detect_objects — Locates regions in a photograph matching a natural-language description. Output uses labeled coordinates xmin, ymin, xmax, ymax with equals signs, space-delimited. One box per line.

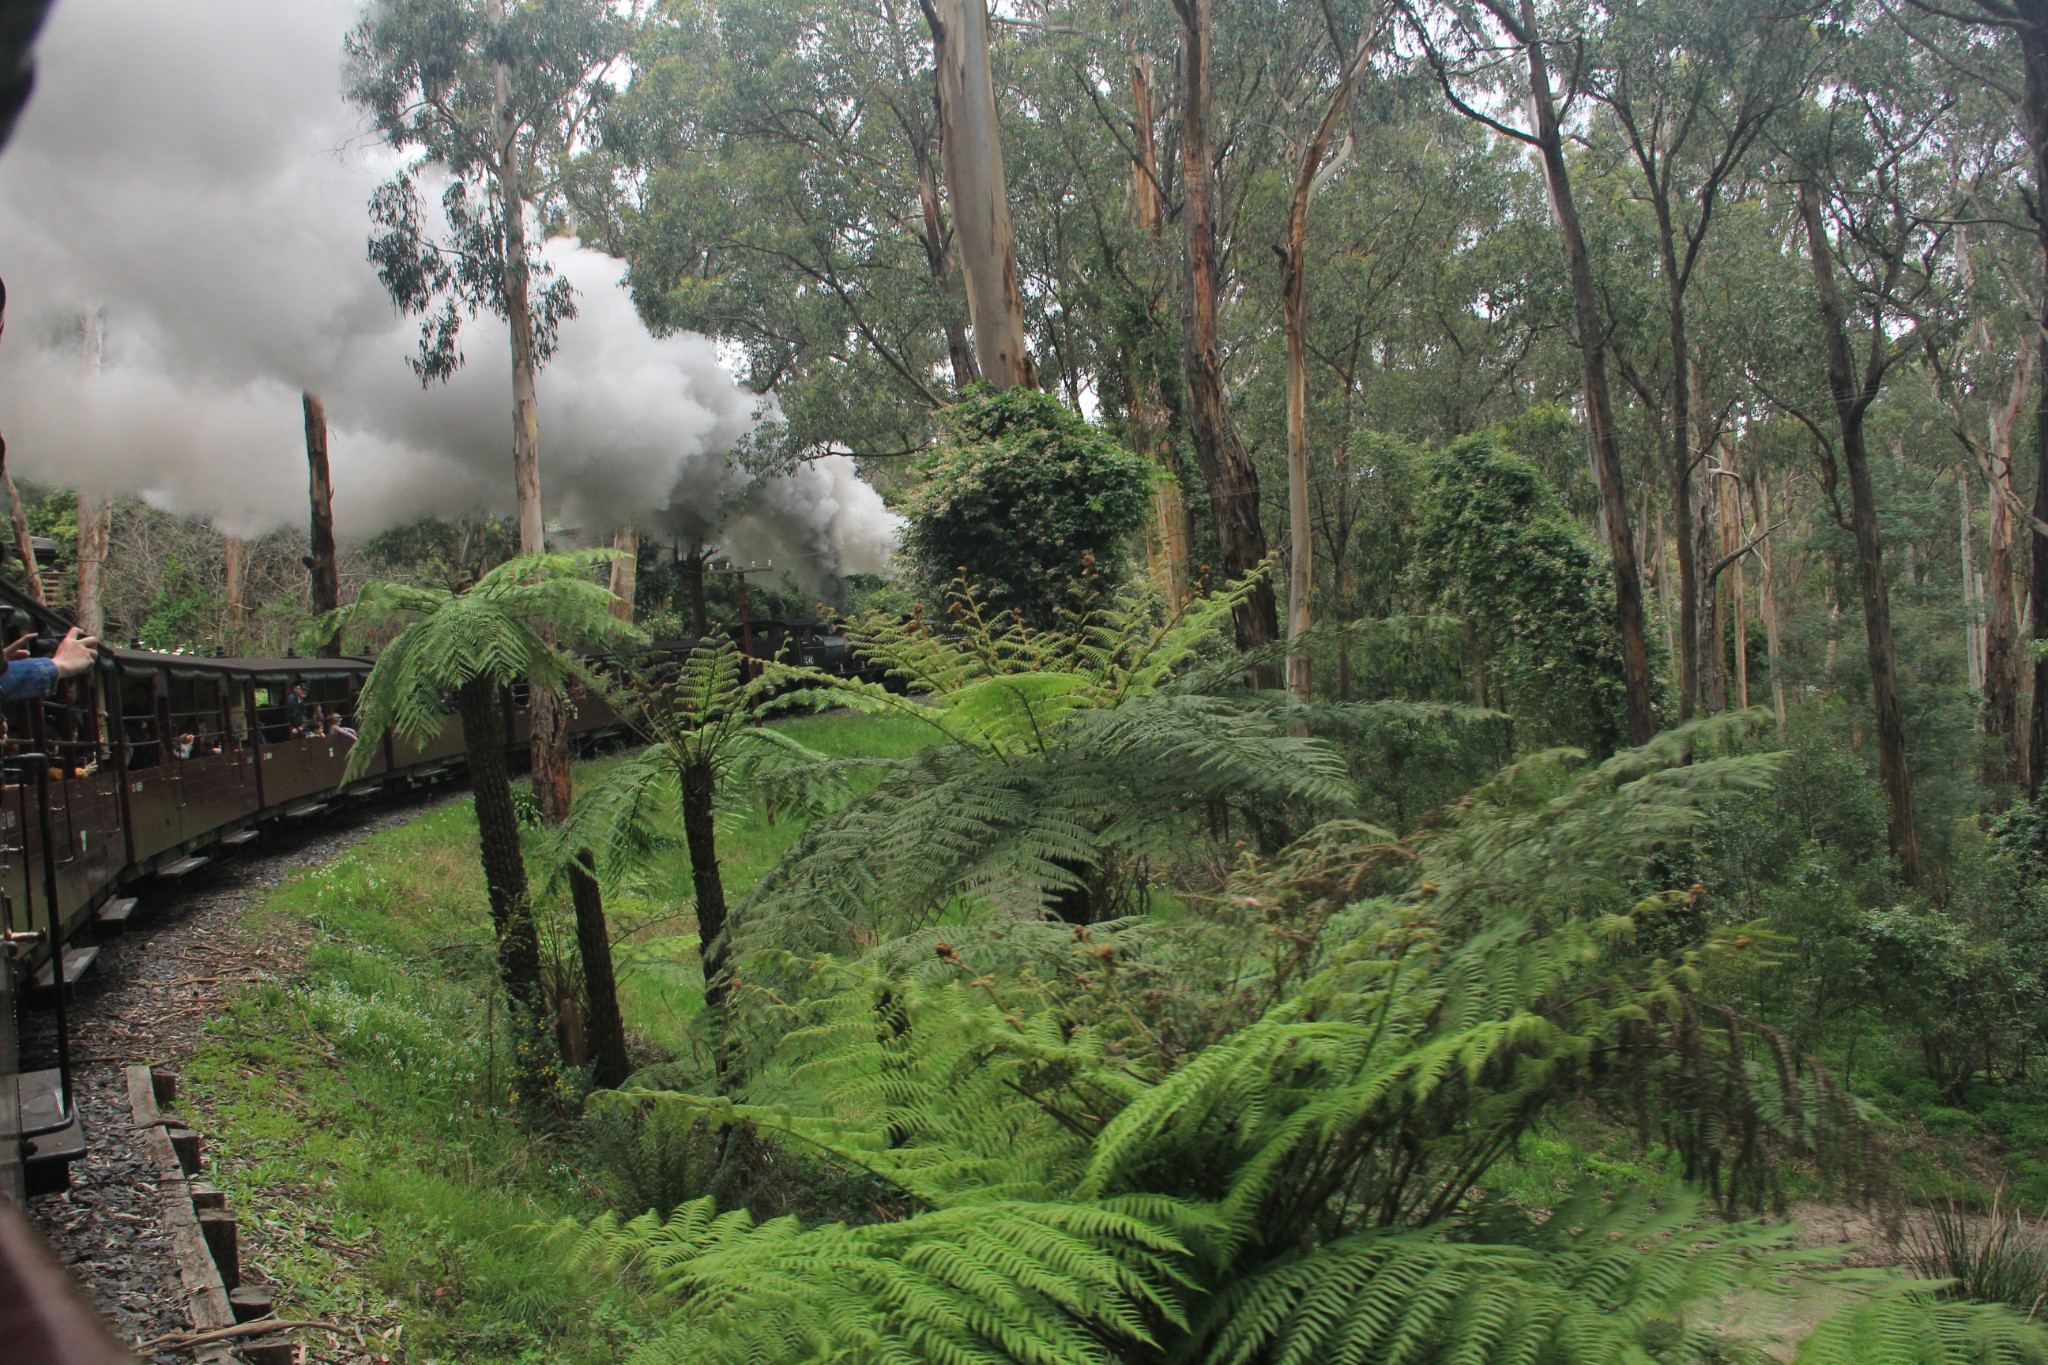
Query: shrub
xmin=899 ymin=386 xmax=1153 ymax=626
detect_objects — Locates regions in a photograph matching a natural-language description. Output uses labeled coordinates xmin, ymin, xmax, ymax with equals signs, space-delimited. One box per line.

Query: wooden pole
xmin=302 ymin=392 xmax=341 ymax=657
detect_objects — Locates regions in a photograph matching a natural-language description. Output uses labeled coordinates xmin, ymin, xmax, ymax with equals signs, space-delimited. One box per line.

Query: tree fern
xmin=564 ymin=718 xmax=2048 ymax=1364
xmin=733 ymin=576 xmax=1352 ymax=973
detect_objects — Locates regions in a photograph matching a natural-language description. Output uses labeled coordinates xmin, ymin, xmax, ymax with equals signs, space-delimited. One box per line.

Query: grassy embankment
xmin=180 ymin=710 xmax=931 ymax=1365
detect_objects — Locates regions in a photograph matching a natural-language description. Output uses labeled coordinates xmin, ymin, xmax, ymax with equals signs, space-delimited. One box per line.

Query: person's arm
xmin=0 ymin=656 xmax=56 ymax=704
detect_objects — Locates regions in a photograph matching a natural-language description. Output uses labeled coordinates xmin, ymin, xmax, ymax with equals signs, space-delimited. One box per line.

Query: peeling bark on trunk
xmin=924 ymin=0 xmax=1034 ymax=388
xmin=74 ymin=306 xmax=107 ymax=638
xmin=1123 ymin=21 xmax=1188 ymax=611
xmin=888 ymin=0 xmax=979 ymax=392
xmin=304 ymin=393 xmax=341 ymax=657
xmin=73 ymin=495 xmax=109 ymax=640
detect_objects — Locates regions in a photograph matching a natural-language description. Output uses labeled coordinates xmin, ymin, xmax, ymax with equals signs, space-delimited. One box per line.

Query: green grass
xmin=181 ymin=709 xmax=936 ymax=1363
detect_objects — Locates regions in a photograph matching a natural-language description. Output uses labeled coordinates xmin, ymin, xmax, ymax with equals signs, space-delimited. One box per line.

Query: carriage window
xmin=30 ymin=670 xmax=108 ymax=776
xmin=114 ymin=677 xmax=160 ymax=770
xmin=165 ymin=676 xmax=226 ymax=760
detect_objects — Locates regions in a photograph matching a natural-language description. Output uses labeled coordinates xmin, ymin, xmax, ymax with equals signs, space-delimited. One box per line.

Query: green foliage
xmin=564 ymin=718 xmax=2048 ymax=1364
xmin=334 ymin=550 xmax=644 ymax=779
xmin=899 ymin=387 xmax=1154 ymax=626
xmin=362 ymin=514 xmax=518 ymax=592
xmin=546 ymin=640 xmax=834 ymax=891
xmin=734 ymin=574 xmax=1351 ymax=963
xmin=1415 ymin=431 xmax=1634 ymax=754
xmin=347 ymin=0 xmax=625 ymax=383
xmin=132 ymin=555 xmax=214 ymax=652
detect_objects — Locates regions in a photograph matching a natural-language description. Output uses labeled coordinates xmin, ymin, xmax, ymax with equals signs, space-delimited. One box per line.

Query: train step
xmin=29 ymin=945 xmax=98 ymax=994
xmin=156 ymin=854 xmax=211 ymax=878
xmin=95 ymin=896 xmax=140 ymax=929
xmin=19 ymin=1068 xmax=86 ymax=1195
xmin=283 ymin=801 xmax=327 ymax=820
xmin=218 ymin=828 xmax=259 ymax=849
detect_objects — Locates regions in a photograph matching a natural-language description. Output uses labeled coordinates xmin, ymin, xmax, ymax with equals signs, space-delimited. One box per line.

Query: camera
xmin=0 ymin=605 xmax=62 ymax=655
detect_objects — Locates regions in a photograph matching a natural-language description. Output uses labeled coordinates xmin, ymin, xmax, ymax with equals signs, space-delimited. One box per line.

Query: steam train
xmin=0 ymin=577 xmax=865 ymax=1207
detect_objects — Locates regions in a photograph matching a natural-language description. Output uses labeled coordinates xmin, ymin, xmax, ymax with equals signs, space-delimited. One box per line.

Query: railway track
xmin=19 ymin=793 xmax=449 ymax=1363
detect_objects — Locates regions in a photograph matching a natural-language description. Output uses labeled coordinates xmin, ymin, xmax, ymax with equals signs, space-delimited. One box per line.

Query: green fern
xmin=333 ymin=549 xmax=644 ymax=782
xmin=733 ymin=575 xmax=1353 ymax=965
xmin=561 ymin=716 xmax=2048 ymax=1365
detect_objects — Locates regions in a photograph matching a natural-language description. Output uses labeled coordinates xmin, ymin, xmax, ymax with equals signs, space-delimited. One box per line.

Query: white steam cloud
xmin=0 ymin=0 xmax=899 ymax=588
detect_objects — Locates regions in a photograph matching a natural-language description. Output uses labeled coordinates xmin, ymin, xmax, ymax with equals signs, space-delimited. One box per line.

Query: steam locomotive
xmin=0 ymin=578 xmax=866 ymax=1206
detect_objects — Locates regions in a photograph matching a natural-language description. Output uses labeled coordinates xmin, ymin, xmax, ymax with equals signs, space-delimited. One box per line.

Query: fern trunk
xmin=572 ymin=860 xmax=632 ymax=1088
xmin=457 ymin=678 xmax=555 ymax=1109
xmin=680 ymin=758 xmax=733 ymax=1084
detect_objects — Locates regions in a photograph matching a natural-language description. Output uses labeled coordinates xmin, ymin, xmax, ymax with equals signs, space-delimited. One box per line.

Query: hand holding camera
xmin=5 ymin=625 xmax=96 ymax=678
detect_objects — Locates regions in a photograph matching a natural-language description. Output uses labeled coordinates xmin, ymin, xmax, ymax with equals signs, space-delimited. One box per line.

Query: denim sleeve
xmin=0 ymin=657 xmax=58 ymax=706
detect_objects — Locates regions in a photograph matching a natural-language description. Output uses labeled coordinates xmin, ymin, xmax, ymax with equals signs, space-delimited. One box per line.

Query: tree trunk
xmin=1963 ymin=470 xmax=1984 ymax=698
xmin=1988 ymin=447 xmax=2022 ymax=785
xmin=1277 ymin=27 xmax=1370 ymax=709
xmin=1694 ymin=458 xmax=1726 ymax=714
xmin=1725 ymin=460 xmax=1749 ymax=711
xmin=74 ymin=304 xmax=107 ymax=637
xmin=456 ymin=677 xmax=553 ymax=1106
xmin=911 ymin=85 xmax=979 ymax=390
xmin=1515 ymin=0 xmax=1656 ymax=743
xmin=1799 ymin=179 xmax=1920 ymax=886
xmin=570 ymin=858 xmax=630 ymax=1088
xmin=303 ymin=393 xmax=342 ymax=657
xmin=6 ymin=471 xmax=41 ymax=605
xmin=1756 ymin=470 xmax=1788 ymax=738
xmin=2022 ymin=10 xmax=2048 ymax=796
xmin=74 ymin=494 xmax=109 ymax=639
xmin=678 ymin=546 xmax=711 ymax=636
xmin=223 ymin=535 xmax=245 ymax=638
xmin=1667 ymin=287 xmax=1700 ymax=721
xmin=679 ymin=759 xmax=734 ymax=1085
xmin=608 ymin=527 xmax=638 ymax=622
xmin=925 ymin=0 xmax=1034 ymax=388
xmin=1122 ymin=22 xmax=1188 ymax=611
xmin=1176 ymin=0 xmax=1280 ymax=680
xmin=488 ymin=64 xmax=619 ymax=1083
